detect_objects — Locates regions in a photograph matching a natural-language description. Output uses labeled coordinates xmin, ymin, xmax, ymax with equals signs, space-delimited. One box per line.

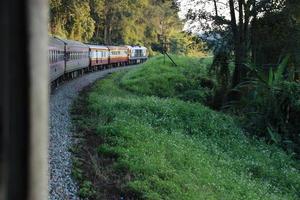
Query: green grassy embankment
xmin=72 ymin=55 xmax=300 ymax=199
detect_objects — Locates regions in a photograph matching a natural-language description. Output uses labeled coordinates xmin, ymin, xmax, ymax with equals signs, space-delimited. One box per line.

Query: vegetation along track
xmin=48 ymin=65 xmax=140 ymax=200
xmin=71 ymin=55 xmax=300 ymax=200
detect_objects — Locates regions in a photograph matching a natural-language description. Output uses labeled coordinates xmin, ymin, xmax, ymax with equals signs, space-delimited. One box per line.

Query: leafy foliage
xmin=229 ymin=56 xmax=300 ymax=155
xmin=49 ymin=0 xmax=205 ymax=55
xmin=49 ymin=0 xmax=95 ymax=41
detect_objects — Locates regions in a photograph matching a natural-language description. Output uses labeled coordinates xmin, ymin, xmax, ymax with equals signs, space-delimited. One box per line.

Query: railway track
xmin=48 ymin=65 xmax=140 ymax=200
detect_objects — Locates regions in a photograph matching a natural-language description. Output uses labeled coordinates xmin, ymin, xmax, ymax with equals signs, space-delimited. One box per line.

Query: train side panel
xmin=49 ymin=37 xmax=65 ymax=82
xmin=108 ymin=46 xmax=129 ymax=64
xmin=60 ymin=39 xmax=90 ymax=73
xmin=88 ymin=45 xmax=109 ymax=67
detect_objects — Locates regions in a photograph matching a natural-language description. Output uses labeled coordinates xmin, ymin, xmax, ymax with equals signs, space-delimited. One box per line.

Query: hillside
xmin=71 ymin=56 xmax=300 ymax=199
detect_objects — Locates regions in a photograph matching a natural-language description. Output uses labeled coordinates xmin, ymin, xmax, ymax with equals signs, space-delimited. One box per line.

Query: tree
xmin=185 ymin=0 xmax=287 ymax=93
xmin=49 ymin=0 xmax=202 ymax=55
xmin=49 ymin=0 xmax=95 ymax=42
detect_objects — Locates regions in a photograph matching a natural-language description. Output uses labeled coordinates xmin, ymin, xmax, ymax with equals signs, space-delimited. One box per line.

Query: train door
xmin=96 ymin=50 xmax=99 ymax=65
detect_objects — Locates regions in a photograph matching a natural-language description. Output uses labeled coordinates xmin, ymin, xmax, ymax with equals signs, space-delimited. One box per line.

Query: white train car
xmin=127 ymin=46 xmax=148 ymax=64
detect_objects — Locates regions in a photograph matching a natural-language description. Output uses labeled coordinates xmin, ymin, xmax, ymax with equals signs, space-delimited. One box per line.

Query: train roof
xmin=87 ymin=44 xmax=109 ymax=49
xmin=126 ymin=45 xmax=147 ymax=50
xmin=55 ymin=37 xmax=89 ymax=48
xmin=107 ymin=46 xmax=128 ymax=50
xmin=49 ymin=36 xmax=65 ymax=46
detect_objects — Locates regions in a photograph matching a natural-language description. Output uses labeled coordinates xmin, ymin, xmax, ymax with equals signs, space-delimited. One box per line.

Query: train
xmin=49 ymin=36 xmax=148 ymax=85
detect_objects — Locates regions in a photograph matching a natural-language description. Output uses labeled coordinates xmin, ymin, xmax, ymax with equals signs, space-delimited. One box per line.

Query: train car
xmin=48 ymin=37 xmax=65 ymax=82
xmin=88 ymin=45 xmax=109 ymax=70
xmin=59 ymin=38 xmax=89 ymax=75
xmin=108 ymin=46 xmax=129 ymax=66
xmin=127 ymin=46 xmax=148 ymax=64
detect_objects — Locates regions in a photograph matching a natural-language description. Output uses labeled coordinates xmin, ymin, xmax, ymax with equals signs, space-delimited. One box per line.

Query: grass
xmin=72 ymin=55 xmax=300 ymax=199
xmin=120 ymin=55 xmax=215 ymax=105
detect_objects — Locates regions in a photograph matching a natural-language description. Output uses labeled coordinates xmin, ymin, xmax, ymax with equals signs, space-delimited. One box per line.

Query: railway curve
xmin=49 ymin=65 xmax=140 ymax=200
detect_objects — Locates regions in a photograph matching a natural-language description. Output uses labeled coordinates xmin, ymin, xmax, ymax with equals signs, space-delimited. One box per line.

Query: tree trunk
xmin=231 ymin=0 xmax=248 ymax=88
xmin=228 ymin=0 xmax=251 ymax=102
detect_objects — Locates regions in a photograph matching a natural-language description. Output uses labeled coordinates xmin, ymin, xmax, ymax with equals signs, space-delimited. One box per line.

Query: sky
xmin=177 ymin=0 xmax=231 ymax=33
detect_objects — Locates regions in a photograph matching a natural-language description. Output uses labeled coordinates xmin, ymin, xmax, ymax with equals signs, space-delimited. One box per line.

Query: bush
xmin=119 ymin=55 xmax=215 ymax=105
xmin=231 ymin=57 xmax=300 ymax=155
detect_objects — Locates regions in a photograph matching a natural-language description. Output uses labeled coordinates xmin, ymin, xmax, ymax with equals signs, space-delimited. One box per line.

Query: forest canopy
xmin=49 ymin=0 xmax=204 ymax=56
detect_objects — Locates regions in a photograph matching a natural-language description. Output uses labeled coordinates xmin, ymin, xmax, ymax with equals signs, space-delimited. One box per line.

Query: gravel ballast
xmin=49 ymin=65 xmax=139 ymax=200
